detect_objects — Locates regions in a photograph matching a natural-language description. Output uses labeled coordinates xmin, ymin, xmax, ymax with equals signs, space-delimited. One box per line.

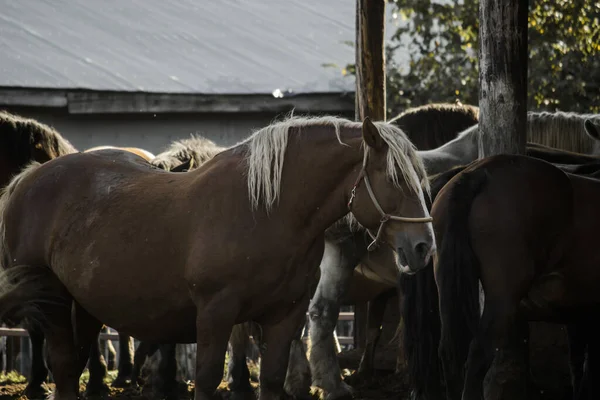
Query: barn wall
xmin=3 ymin=106 xmax=353 ymax=154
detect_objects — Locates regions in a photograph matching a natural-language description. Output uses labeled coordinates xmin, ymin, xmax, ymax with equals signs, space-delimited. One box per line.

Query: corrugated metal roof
xmin=0 ymin=0 xmax=368 ymax=94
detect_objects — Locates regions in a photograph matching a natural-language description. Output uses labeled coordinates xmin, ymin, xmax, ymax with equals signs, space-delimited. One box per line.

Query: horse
xmin=388 ymin=102 xmax=479 ymax=150
xmin=309 ymin=111 xmax=600 ymax=400
xmin=134 ymin=102 xmax=479 ymax=399
xmin=0 ymin=115 xmax=434 ymax=400
xmin=432 ymin=154 xmax=600 ymax=400
xmin=0 ymin=110 xmax=77 ymax=398
xmin=126 ymin=136 xmax=226 ymax=397
xmin=400 ymin=117 xmax=600 ymax=400
xmin=0 ymin=111 xmax=156 ymax=396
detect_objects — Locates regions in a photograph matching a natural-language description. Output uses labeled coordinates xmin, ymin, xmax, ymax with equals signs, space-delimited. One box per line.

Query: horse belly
xmin=55 ymin=258 xmax=197 ymax=343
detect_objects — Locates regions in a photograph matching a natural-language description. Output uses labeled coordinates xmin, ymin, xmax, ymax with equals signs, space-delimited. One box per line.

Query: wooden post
xmin=477 ymin=0 xmax=528 ymax=157
xmin=353 ymin=0 xmax=386 ymax=350
xmin=355 ymin=0 xmax=386 ymax=122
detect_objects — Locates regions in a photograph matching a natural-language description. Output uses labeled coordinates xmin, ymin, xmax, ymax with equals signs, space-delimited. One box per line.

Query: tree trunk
xmin=478 ymin=0 xmax=528 ymax=157
xmin=353 ymin=0 xmax=386 ymax=351
xmin=355 ymin=0 xmax=386 ymax=122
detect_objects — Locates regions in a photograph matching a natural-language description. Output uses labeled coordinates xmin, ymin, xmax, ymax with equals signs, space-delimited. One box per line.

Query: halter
xmin=347 ymin=149 xmax=433 ymax=251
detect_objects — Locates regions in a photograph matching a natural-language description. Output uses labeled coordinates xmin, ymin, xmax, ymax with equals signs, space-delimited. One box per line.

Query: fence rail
xmin=0 ymin=311 xmax=356 ymax=344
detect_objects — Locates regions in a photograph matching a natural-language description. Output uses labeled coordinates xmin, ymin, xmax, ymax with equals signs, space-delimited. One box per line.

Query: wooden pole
xmin=355 ymin=0 xmax=386 ymax=122
xmin=477 ymin=0 xmax=528 ymax=157
xmin=353 ymin=0 xmax=386 ymax=350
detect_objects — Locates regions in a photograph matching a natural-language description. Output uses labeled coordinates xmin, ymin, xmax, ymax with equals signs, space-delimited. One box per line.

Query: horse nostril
xmin=415 ymin=242 xmax=430 ymax=259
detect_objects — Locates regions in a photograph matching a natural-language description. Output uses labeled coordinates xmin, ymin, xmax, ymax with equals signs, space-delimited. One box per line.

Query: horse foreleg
xmin=284 ymin=325 xmax=312 ymax=400
xmin=130 ymin=341 xmax=160 ymax=387
xmin=85 ymin=334 xmax=110 ymax=396
xmin=258 ymin=296 xmax=310 ymax=400
xmin=226 ymin=323 xmax=254 ymax=397
xmin=23 ymin=325 xmax=50 ymax=399
xmin=356 ymin=290 xmax=393 ymax=380
xmin=111 ymin=333 xmax=135 ymax=387
xmin=308 ymin=241 xmax=357 ymax=400
xmin=193 ymin=299 xmax=237 ymax=400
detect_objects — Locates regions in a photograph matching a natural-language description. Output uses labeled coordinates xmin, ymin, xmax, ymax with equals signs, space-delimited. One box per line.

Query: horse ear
xmin=362 ymin=117 xmax=384 ymax=150
xmin=170 ymin=159 xmax=192 ymax=173
xmin=584 ymin=119 xmax=600 ymax=141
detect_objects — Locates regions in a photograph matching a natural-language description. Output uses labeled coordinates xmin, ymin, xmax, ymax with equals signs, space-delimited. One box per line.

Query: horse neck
xmin=418 ymin=125 xmax=479 ymax=175
xmin=276 ymin=127 xmax=364 ymax=236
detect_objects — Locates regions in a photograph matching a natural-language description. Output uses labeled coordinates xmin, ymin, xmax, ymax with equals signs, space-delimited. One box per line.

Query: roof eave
xmin=0 ymin=87 xmax=355 ymax=114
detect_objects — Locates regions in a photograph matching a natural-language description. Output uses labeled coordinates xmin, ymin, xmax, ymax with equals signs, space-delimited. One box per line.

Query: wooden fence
xmin=0 ymin=311 xmax=355 ymax=375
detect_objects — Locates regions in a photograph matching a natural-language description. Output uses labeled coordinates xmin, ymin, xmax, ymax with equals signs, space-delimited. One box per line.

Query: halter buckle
xmin=347 ymin=186 xmax=357 ymax=210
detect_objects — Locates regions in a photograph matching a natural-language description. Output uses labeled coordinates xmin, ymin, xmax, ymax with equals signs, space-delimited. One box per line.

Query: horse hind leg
xmin=43 ymin=300 xmax=105 ymax=400
xmin=22 ymin=324 xmax=50 ymax=399
xmin=567 ymin=322 xmax=588 ymax=400
xmin=571 ymin=315 xmax=600 ymax=400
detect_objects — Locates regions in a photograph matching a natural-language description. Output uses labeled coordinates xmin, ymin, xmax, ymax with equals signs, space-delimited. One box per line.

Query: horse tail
xmin=397 ymin=164 xmax=467 ymax=398
xmin=437 ymin=165 xmax=488 ymax=381
xmin=0 ymin=162 xmax=64 ymax=325
xmin=0 ymin=265 xmax=67 ymax=327
xmin=399 ymin=267 xmax=442 ymax=399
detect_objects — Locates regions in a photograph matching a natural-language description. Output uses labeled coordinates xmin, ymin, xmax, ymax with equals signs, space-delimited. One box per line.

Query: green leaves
xmin=343 ymin=0 xmax=600 ymax=114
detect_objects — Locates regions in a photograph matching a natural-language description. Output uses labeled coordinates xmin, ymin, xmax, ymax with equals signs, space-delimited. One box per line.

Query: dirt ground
xmin=0 ymin=370 xmax=412 ymax=400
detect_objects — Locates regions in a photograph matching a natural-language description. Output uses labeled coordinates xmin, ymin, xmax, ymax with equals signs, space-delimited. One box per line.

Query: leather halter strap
xmin=347 ymin=149 xmax=433 ymax=251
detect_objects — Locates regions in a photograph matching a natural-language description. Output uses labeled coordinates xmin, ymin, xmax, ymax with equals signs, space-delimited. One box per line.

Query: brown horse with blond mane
xmin=0 ymin=116 xmax=434 ymax=400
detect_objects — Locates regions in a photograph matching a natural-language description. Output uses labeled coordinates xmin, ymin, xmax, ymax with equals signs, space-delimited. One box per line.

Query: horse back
xmin=2 ymin=150 xmax=179 ymax=267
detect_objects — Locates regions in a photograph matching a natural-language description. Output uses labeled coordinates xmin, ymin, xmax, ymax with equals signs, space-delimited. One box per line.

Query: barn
xmin=0 ymin=0 xmax=369 ymax=153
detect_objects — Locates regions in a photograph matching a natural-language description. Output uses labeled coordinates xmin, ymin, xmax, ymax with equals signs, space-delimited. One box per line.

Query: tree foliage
xmin=348 ymin=0 xmax=600 ymax=114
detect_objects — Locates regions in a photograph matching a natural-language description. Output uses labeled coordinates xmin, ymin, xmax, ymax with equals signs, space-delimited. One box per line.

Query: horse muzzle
xmin=396 ymin=241 xmax=436 ymax=275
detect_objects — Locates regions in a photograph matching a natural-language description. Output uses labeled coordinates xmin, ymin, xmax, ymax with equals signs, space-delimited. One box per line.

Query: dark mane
xmin=150 ymin=135 xmax=225 ymax=171
xmin=389 ymin=102 xmax=480 ymax=150
xmin=0 ymin=110 xmax=77 ymax=170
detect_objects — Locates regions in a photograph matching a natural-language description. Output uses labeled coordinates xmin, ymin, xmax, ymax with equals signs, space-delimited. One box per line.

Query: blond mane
xmin=242 ymin=115 xmax=429 ymax=213
xmin=151 ymin=135 xmax=225 ymax=171
xmin=527 ymin=111 xmax=600 ymax=153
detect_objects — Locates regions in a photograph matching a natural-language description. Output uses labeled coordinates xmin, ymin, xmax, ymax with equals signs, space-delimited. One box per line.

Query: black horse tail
xmin=400 ymin=268 xmax=442 ymax=399
xmin=399 ymin=164 xmax=469 ymax=399
xmin=437 ymin=165 xmax=488 ymax=384
xmin=0 ymin=265 xmax=68 ymax=327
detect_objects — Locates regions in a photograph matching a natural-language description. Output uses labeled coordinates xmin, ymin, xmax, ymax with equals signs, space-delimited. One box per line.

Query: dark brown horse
xmin=433 ymin=154 xmax=600 ymax=400
xmin=0 ymin=116 xmax=434 ymax=400
xmin=0 ymin=111 xmax=156 ymax=396
xmin=389 ymin=102 xmax=479 ymax=150
xmin=0 ymin=110 xmax=77 ymax=398
xmin=400 ymin=143 xmax=600 ymax=400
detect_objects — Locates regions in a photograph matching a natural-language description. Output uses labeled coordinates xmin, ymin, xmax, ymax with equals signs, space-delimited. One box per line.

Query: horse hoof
xmin=22 ymin=384 xmax=50 ymax=400
xmin=323 ymin=382 xmax=355 ymax=400
xmin=111 ymin=376 xmax=131 ymax=388
xmin=85 ymin=381 xmax=110 ymax=398
xmin=228 ymin=390 xmax=256 ymax=400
